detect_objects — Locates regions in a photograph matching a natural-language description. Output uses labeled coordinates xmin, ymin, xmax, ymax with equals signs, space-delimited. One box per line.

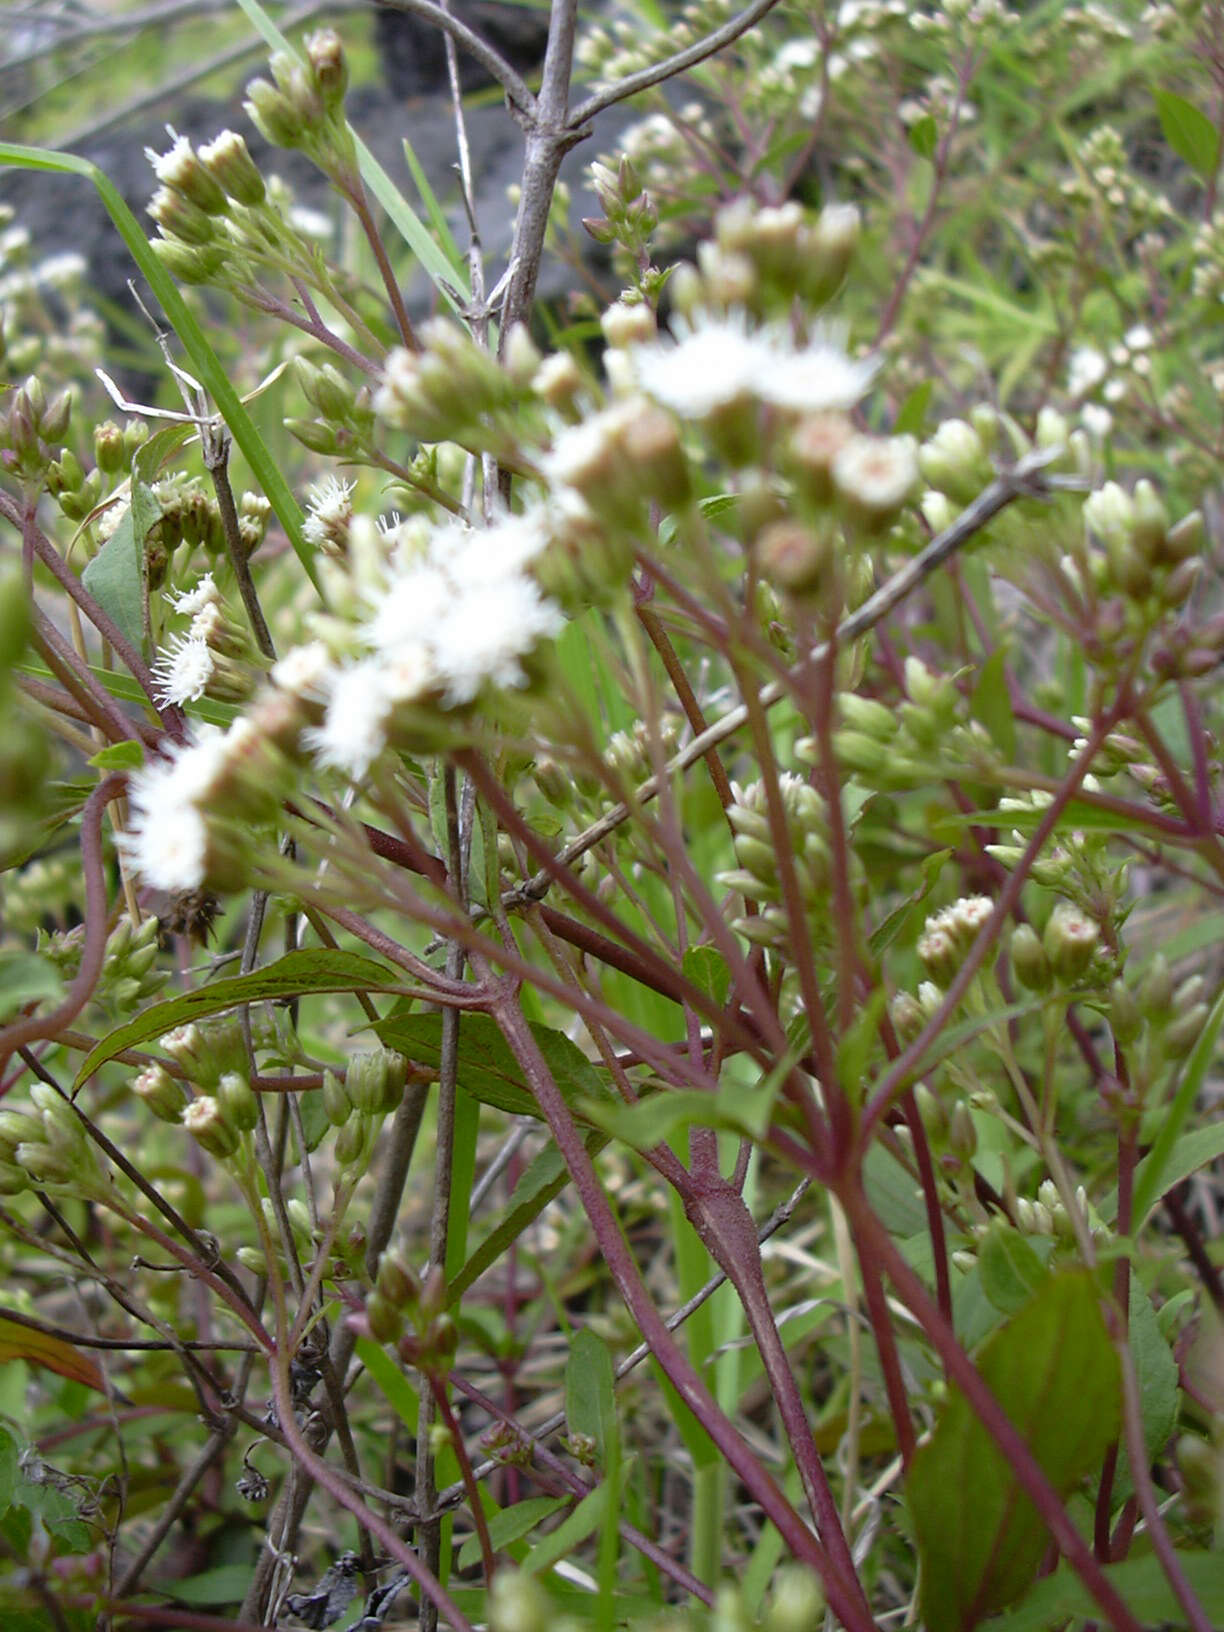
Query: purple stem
xmin=0 ymin=777 xmax=124 ymax=1067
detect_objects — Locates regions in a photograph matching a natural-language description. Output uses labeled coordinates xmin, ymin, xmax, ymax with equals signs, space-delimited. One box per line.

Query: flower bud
xmin=322 ymin=1068 xmax=352 ymax=1127
xmin=489 ymin=1569 xmax=553 ymax=1632
xmin=1009 ymin=923 xmax=1051 ymax=991
xmin=918 ymin=419 xmax=990 ymax=503
xmin=1163 ymin=509 xmax=1205 ymax=564
xmin=217 ymin=1070 xmax=259 ymax=1133
xmin=890 ymin=992 xmax=927 ymax=1046
xmin=334 ymin=1115 xmax=371 ymax=1169
xmin=1166 ymin=1002 xmax=1208 ymax=1060
xmin=244 ymin=77 xmax=304 ymax=149
xmin=1042 ymin=902 xmax=1099 ymax=982
xmin=345 ymin=1047 xmax=409 ymax=1114
xmin=376 ymin=1249 xmax=420 ymax=1309
xmin=0 ymin=1109 xmax=44 ymax=1161
xmin=183 ymin=1095 xmax=241 ymax=1159
xmin=306 ymin=28 xmax=348 ymax=106
xmin=1108 ymin=979 xmax=1142 ymax=1045
xmin=831 ymin=433 xmax=918 ymax=530
xmin=132 ymin=1063 xmax=187 ymax=1123
xmin=757 ymin=519 xmax=835 ymax=596
xmin=764 ymin=1564 xmax=826 ymax=1632
xmin=199 ymin=129 xmax=266 ymax=207
xmin=365 ymin=1290 xmax=405 ymax=1345
xmin=1138 ymin=954 xmax=1174 ymax=1018
xmin=148 ymin=186 xmax=217 ymax=247
xmin=1131 ymin=479 xmax=1169 ymax=558
xmin=917 ymin=925 xmax=960 ymax=987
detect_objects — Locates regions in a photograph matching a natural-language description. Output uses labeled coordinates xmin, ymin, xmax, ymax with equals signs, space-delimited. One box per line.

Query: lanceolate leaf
xmin=907 ymin=1271 xmax=1121 ymax=1632
xmin=74 ymin=950 xmax=401 ymax=1085
xmin=566 ymin=1328 xmax=618 ymax=1462
xmin=81 ymin=480 xmax=159 ymax=653
xmin=1154 ymin=88 xmax=1220 ymax=180
xmin=0 ymin=1315 xmax=108 ymax=1393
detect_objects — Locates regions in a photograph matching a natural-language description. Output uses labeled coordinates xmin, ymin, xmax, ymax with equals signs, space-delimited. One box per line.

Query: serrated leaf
xmin=907 ymin=1271 xmax=1121 ymax=1632
xmin=74 ymin=950 xmax=402 ymax=1085
xmin=1154 ymin=87 xmax=1220 ymax=180
xmin=978 ymin=1224 xmax=1047 ymax=1316
xmin=566 ymin=1328 xmax=618 ymax=1461
xmin=375 ymin=1009 xmax=611 ymax=1120
xmin=909 ymin=113 xmax=939 ymax=160
xmin=80 ymin=482 xmax=159 ymax=652
xmin=457 ymin=1497 xmax=566 ymax=1570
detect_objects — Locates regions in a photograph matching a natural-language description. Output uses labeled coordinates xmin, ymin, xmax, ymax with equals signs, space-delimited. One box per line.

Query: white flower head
xmin=120 ymin=729 xmax=228 ymax=890
xmin=271 ymin=641 xmax=337 ymax=701
xmin=759 ymin=330 xmax=877 ymax=414
xmin=168 ymin=572 xmax=220 ymax=617
xmin=367 ymin=559 xmax=457 ymax=656
xmin=1067 ymin=346 xmax=1108 ymax=397
xmin=632 ymin=317 xmax=769 ymax=417
xmin=303 ymin=475 xmax=355 ymax=554
xmin=303 ymin=660 xmax=393 ymax=779
xmin=430 ymin=573 xmax=563 ymax=704
xmin=152 ymin=633 xmax=215 ymax=707
xmin=145 ymin=131 xmax=195 ymax=186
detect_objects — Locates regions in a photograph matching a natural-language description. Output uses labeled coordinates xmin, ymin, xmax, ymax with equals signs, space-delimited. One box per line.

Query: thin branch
xmin=372 ymin=0 xmax=535 ymax=114
xmin=570 ymin=0 xmax=786 ymax=127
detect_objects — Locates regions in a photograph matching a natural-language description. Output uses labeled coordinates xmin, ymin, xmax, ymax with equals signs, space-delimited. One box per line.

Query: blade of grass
xmin=0 ymin=141 xmax=317 ymax=591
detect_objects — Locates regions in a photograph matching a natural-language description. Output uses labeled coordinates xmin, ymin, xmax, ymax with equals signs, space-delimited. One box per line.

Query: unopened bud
xmin=1042 ymin=902 xmax=1099 ymax=982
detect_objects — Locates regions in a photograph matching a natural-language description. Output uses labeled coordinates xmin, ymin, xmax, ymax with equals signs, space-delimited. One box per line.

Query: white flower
xmin=367 ymin=560 xmax=457 ymax=655
xmin=1080 ymin=403 xmax=1113 ymax=439
xmin=430 ymin=574 xmax=563 ymax=704
xmin=632 ymin=318 xmax=771 ymax=417
xmin=271 ymin=641 xmax=336 ymax=701
xmin=1067 ymin=346 xmax=1108 ymax=396
xmin=435 ymin=509 xmax=551 ymax=581
xmin=288 ymin=204 xmax=335 ymax=240
xmin=541 ymin=399 xmax=644 ymax=488
xmin=145 ymin=131 xmax=195 ymax=186
xmin=832 ymin=433 xmax=918 ymax=513
xmin=167 ymin=573 xmax=220 ymax=617
xmin=304 ymin=660 xmax=393 ymax=778
xmin=632 ymin=318 xmax=876 ymax=419
xmin=120 ymin=730 xmax=228 ymax=890
xmin=303 ymin=475 xmax=355 ymax=553
xmin=152 ymin=633 xmax=215 ymax=706
xmin=1124 ymin=323 xmax=1153 ymax=352
xmin=34 ymin=253 xmax=86 ymax=289
xmin=760 ymin=333 xmax=877 ymax=413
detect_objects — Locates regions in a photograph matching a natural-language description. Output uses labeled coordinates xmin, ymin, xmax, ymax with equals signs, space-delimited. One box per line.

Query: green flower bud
xmin=1138 ymin=954 xmax=1174 ymax=1018
xmin=183 ymin=1095 xmax=241 ymax=1159
xmin=949 ymin=1102 xmax=978 ymax=1160
xmin=764 ymin=1565 xmax=826 ymax=1632
xmin=838 ymin=693 xmax=900 ymax=742
xmin=236 ymin=1245 xmax=267 ymax=1274
xmin=757 ymin=518 xmax=835 ymax=596
xmin=1131 ymin=479 xmax=1169 ymax=558
xmin=132 ymin=1063 xmax=187 ymax=1123
xmin=917 ymin=925 xmax=960 ymax=987
xmin=1109 ymin=979 xmax=1142 ymax=1045
xmin=151 ymin=237 xmax=227 ymax=284
xmin=148 ymin=186 xmax=217 ymax=247
xmin=285 ymin=417 xmax=342 ymax=455
xmin=322 ymin=1068 xmax=352 ymax=1127
xmin=890 ymin=992 xmax=927 ymax=1046
xmin=1166 ymin=1002 xmax=1209 ymax=1060
xmin=199 ymin=130 xmax=266 ymax=207
xmin=918 ymin=418 xmax=990 ymax=503
xmin=0 ymin=1109 xmax=45 ymax=1161
xmin=16 ymin=1140 xmax=75 ymax=1187
xmin=345 ymin=1048 xmax=409 ymax=1114
xmin=306 ymin=28 xmax=349 ymax=107
xmin=1163 ymin=509 xmax=1205 ymax=564
xmin=365 ymin=1290 xmax=405 ymax=1345
xmin=334 ymin=1115 xmax=370 ymax=1169
xmin=1042 ymin=902 xmax=1099 ymax=982
xmin=376 ymin=1249 xmax=420 ymax=1309
xmin=217 ymin=1071 xmax=259 ymax=1133
xmin=244 ymin=77 xmax=305 ymax=149
xmin=488 ymin=1565 xmax=554 ymax=1631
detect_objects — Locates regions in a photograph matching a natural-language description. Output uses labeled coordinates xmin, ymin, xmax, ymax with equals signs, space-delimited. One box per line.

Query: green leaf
xmin=0 ymin=1426 xmax=17 ymax=1510
xmin=521 ymin=1480 xmax=612 ymax=1579
xmin=0 ymin=949 xmax=62 ymax=1023
xmin=907 ymin=1271 xmax=1121 ymax=1632
xmin=909 ymin=114 xmax=939 ymax=160
xmin=87 ymin=740 xmax=145 ymax=773
xmin=1120 ymin=1279 xmax=1179 ymax=1485
xmin=150 ymin=1563 xmax=252 ymax=1606
xmin=1127 ymin=988 xmax=1224 ymax=1228
xmin=81 ymin=481 xmax=159 ymax=653
xmin=458 ymin=1497 xmax=567 ymax=1570
xmin=681 ymin=946 xmax=731 ymax=1009
xmin=984 ymin=1549 xmax=1224 ymax=1632
xmin=977 ymin=1224 xmax=1047 ymax=1316
xmin=0 ymin=143 xmax=315 ymax=588
xmin=450 ymin=1139 xmax=590 ymax=1305
xmin=893 ymin=378 xmax=933 ymax=437
xmin=73 ymin=950 xmax=402 ymax=1084
xmin=375 ymin=1010 xmax=610 ymax=1121
xmin=356 ymin=1336 xmax=420 ymax=1432
xmin=566 ymin=1328 xmax=618 ymax=1461
xmin=1153 ymin=87 xmax=1220 ymax=181
xmin=296 ymin=1089 xmax=330 ymax=1154
xmin=970 ymin=649 xmax=1016 ymax=761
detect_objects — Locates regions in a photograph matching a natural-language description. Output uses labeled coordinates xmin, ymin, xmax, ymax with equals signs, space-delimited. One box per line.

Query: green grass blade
xmin=0 ymin=140 xmax=317 ymax=591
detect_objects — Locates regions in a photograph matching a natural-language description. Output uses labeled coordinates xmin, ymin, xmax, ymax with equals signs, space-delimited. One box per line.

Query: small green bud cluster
xmin=583 ymin=156 xmax=658 ymax=260
xmin=1015 ymin=1179 xmax=1104 ymax=1244
xmin=92 ymin=418 xmax=150 ymax=482
xmin=0 ymin=1084 xmax=104 ymax=1198
xmin=320 ymin=1049 xmax=418 ymax=1188
xmin=161 ymin=1017 xmax=249 ymax=1089
xmin=243 ymin=33 xmax=356 ymax=179
xmin=815 ymin=657 xmax=998 ymax=791
xmin=989 ymin=806 xmax=1129 ymax=935
xmin=44 ymin=444 xmax=102 ymax=523
xmin=911 ymin=1083 xmax=979 ymax=1175
xmin=289 ymin=359 xmax=375 ymax=460
xmin=603 ymin=717 xmax=682 ymax=788
xmin=1080 ymin=481 xmax=1203 ymax=627
xmin=98 ymin=913 xmax=167 ymax=1013
xmin=719 ymin=774 xmax=848 ymax=951
xmin=0 ymin=373 xmax=73 ymax=483
xmin=1059 ymin=124 xmax=1174 ymax=241
xmin=915 ymin=896 xmax=995 ymax=987
xmin=373 ymin=320 xmax=524 ymax=454
xmin=364 ymin=1250 xmax=455 ymax=1366
xmin=1 ymin=857 xmax=79 ymax=939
